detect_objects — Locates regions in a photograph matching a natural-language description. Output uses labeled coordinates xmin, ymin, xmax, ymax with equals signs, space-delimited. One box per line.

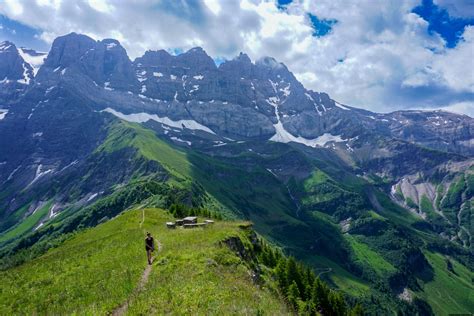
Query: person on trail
xmin=145 ymin=232 xmax=155 ymax=265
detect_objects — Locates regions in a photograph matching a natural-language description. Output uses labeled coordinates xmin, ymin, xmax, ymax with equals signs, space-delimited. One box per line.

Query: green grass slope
xmin=0 ymin=200 xmax=51 ymax=245
xmin=0 ymin=208 xmax=288 ymax=315
xmin=414 ymin=251 xmax=474 ymax=315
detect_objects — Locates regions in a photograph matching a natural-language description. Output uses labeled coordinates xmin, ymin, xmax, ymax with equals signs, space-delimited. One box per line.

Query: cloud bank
xmin=1 ymin=0 xmax=473 ymax=115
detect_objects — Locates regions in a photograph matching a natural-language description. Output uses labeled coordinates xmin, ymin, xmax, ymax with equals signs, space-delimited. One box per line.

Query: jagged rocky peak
xmin=42 ymin=32 xmax=96 ymax=69
xmin=219 ymin=52 xmax=253 ymax=78
xmin=0 ymin=41 xmax=23 ymax=80
xmin=235 ymin=52 xmax=251 ymax=63
xmin=256 ymin=56 xmax=284 ymax=69
xmin=0 ymin=40 xmax=34 ymax=84
xmin=176 ymin=46 xmax=216 ymax=72
xmin=255 ymin=56 xmax=295 ymax=81
xmin=94 ymin=38 xmax=137 ymax=89
xmin=134 ymin=49 xmax=173 ymax=66
xmin=36 ymin=33 xmax=137 ymax=91
xmin=0 ymin=40 xmax=16 ymax=52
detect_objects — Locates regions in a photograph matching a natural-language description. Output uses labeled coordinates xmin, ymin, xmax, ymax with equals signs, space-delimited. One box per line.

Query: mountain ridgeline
xmin=0 ymin=33 xmax=472 ymax=315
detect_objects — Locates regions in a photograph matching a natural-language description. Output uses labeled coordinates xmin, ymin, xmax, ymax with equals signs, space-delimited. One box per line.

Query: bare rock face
xmin=9 ymin=32 xmax=470 ymax=156
xmin=0 ymin=41 xmax=35 ymax=104
xmin=0 ymin=41 xmax=29 ymax=81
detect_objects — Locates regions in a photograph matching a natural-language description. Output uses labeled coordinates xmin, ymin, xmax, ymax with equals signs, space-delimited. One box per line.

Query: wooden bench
xmin=183 ymin=223 xmax=207 ymax=229
xmin=204 ymin=220 xmax=214 ymax=225
xmin=175 ymin=219 xmax=184 ymax=226
xmin=166 ymin=222 xmax=176 ymax=229
xmin=183 ymin=216 xmax=198 ymax=224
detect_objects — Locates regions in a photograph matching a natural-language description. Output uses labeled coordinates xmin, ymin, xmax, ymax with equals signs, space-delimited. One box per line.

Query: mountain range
xmin=0 ymin=33 xmax=472 ymax=315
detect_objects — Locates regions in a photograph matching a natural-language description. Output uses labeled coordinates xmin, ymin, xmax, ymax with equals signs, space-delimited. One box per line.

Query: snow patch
xmin=170 ymin=136 xmax=192 ymax=146
xmin=193 ymin=75 xmax=204 ymax=80
xmin=213 ymin=141 xmax=227 ymax=147
xmin=268 ymin=79 xmax=278 ymax=93
xmin=102 ymin=108 xmax=216 ymax=134
xmin=18 ymin=48 xmax=46 ymax=76
xmin=35 ymin=222 xmax=44 ymax=231
xmin=0 ymin=109 xmax=8 ymax=120
xmin=104 ymin=82 xmax=113 ymax=91
xmin=141 ymin=85 xmax=147 ymax=93
xmin=153 ymin=72 xmax=163 ymax=77
xmin=17 ymin=62 xmax=31 ymax=84
xmin=170 ymin=74 xmax=177 ymax=80
xmin=59 ymin=160 xmax=79 ymax=172
xmin=106 ymin=42 xmax=117 ymax=50
xmin=27 ymin=164 xmax=53 ymax=187
xmin=7 ymin=165 xmax=21 ymax=181
xmin=87 ymin=193 xmax=98 ymax=202
xmin=49 ymin=203 xmax=60 ymax=218
xmin=268 ymin=99 xmax=345 ymax=148
xmin=0 ymin=42 xmax=12 ymax=50
xmin=334 ymin=101 xmax=350 ymax=110
xmin=280 ymin=83 xmax=291 ymax=97
xmin=190 ymin=84 xmax=199 ymax=93
xmin=45 ymin=86 xmax=56 ymax=94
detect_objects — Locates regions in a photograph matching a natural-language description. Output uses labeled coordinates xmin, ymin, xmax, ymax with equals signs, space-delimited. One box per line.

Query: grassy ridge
xmin=97 ymin=121 xmax=192 ymax=181
xmin=0 ymin=208 xmax=288 ymax=315
xmin=127 ymin=213 xmax=288 ymax=315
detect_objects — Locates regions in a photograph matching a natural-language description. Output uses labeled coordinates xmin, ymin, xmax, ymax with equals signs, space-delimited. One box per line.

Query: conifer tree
xmin=287 ymin=281 xmax=300 ymax=311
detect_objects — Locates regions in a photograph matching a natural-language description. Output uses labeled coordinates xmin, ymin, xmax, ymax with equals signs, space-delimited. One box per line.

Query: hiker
xmin=145 ymin=232 xmax=155 ymax=265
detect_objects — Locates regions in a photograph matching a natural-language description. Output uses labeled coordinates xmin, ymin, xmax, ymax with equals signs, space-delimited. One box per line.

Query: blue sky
xmin=0 ymin=0 xmax=473 ymax=115
xmin=413 ymin=0 xmax=474 ymax=47
xmin=0 ymin=15 xmax=49 ymax=51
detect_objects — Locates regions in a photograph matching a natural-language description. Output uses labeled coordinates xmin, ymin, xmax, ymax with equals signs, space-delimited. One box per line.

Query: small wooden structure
xmin=183 ymin=216 xmax=198 ymax=224
xmin=166 ymin=216 xmax=215 ymax=230
xmin=184 ymin=223 xmax=207 ymax=229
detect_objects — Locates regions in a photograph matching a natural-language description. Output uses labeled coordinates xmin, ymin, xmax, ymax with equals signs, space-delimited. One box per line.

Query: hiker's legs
xmin=147 ymin=249 xmax=152 ymax=264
